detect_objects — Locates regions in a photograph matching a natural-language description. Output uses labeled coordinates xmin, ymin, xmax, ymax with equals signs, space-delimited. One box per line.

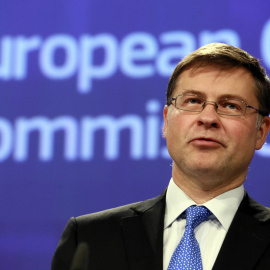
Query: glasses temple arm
xmin=247 ymin=105 xmax=268 ymax=116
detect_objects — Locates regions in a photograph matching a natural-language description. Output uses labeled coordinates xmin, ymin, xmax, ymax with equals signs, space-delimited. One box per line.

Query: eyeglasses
xmin=169 ymin=94 xmax=267 ymax=116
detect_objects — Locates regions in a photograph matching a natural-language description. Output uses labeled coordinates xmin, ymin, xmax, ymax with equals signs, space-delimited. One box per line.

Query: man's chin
xmin=187 ymin=160 xmax=226 ymax=177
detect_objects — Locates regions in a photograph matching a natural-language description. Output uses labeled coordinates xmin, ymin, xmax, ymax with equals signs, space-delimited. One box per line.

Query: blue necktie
xmin=167 ymin=206 xmax=212 ymax=270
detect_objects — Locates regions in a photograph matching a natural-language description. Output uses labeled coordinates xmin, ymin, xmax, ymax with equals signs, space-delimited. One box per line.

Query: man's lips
xmin=189 ymin=137 xmax=224 ymax=147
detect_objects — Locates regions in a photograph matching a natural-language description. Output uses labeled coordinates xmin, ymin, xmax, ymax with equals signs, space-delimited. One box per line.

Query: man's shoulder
xmin=74 ymin=190 xmax=167 ymax=226
xmin=246 ymin=194 xmax=270 ymax=223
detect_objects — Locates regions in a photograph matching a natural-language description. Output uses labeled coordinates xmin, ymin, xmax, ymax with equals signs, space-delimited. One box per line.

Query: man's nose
xmin=202 ymin=100 xmax=218 ymax=110
xmin=197 ymin=101 xmax=220 ymax=128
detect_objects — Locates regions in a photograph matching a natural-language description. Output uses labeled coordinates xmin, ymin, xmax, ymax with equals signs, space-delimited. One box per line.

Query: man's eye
xmin=221 ymin=102 xmax=241 ymax=110
xmin=227 ymin=104 xmax=237 ymax=109
xmin=186 ymin=98 xmax=202 ymax=104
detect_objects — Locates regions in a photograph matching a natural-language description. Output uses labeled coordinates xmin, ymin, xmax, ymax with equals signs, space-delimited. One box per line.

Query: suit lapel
xmin=213 ymin=194 xmax=270 ymax=270
xmin=121 ymin=190 xmax=166 ymax=270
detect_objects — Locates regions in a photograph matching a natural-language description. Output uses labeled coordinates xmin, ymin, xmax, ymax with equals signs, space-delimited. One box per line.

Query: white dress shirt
xmin=163 ymin=178 xmax=244 ymax=270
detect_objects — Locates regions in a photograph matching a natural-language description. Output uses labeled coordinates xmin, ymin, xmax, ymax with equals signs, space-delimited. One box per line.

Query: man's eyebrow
xmin=217 ymin=93 xmax=247 ymax=101
xmin=180 ymin=89 xmax=248 ymax=102
xmin=181 ymin=89 xmax=205 ymax=96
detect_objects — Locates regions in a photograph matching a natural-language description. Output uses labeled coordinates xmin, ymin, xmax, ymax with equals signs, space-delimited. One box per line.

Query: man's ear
xmin=163 ymin=105 xmax=169 ymax=138
xmin=256 ymin=116 xmax=270 ymax=150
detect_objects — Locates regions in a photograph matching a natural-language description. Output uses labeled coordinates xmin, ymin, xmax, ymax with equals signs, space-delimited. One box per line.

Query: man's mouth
xmin=190 ymin=137 xmax=224 ymax=147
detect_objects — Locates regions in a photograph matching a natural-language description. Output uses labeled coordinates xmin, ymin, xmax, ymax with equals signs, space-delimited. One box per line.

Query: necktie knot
xmin=186 ymin=205 xmax=212 ymax=229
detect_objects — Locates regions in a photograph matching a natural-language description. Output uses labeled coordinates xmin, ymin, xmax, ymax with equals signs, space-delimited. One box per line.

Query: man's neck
xmin=172 ymin=168 xmax=246 ymax=204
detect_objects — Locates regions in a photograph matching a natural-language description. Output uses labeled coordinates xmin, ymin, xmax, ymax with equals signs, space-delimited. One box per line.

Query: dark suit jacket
xmin=51 ymin=191 xmax=270 ymax=270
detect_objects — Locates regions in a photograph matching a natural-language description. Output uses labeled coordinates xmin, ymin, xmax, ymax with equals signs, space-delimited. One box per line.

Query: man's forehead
xmin=178 ymin=64 xmax=252 ymax=80
xmin=174 ymin=65 xmax=256 ymax=95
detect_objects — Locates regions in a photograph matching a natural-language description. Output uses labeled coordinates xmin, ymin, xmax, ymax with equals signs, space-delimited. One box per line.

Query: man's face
xmin=163 ymin=66 xmax=270 ymax=189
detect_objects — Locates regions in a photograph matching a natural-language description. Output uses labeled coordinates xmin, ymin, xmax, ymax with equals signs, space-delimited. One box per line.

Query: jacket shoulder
xmin=247 ymin=195 xmax=270 ymax=223
xmin=75 ymin=190 xmax=166 ymax=226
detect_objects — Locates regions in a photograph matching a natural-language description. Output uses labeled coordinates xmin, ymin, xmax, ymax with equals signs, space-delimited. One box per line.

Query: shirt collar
xmin=164 ymin=178 xmax=244 ymax=231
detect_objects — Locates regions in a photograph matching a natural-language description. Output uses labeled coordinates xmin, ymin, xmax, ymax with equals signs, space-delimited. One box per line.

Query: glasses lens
xmin=175 ymin=94 xmax=204 ymax=112
xmin=217 ymin=99 xmax=245 ymax=116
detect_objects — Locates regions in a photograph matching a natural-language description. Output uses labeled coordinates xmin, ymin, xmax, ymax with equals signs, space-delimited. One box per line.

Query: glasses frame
xmin=170 ymin=94 xmax=267 ymax=116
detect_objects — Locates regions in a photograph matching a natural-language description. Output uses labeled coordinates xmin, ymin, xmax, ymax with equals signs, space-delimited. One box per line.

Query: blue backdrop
xmin=1 ymin=1 xmax=270 ymax=269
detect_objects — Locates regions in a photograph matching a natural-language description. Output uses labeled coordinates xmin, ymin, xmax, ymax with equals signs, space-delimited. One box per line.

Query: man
xmin=51 ymin=43 xmax=270 ymax=270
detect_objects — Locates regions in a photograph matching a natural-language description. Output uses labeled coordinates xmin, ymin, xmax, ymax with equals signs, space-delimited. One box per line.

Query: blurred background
xmin=1 ymin=1 xmax=270 ymax=269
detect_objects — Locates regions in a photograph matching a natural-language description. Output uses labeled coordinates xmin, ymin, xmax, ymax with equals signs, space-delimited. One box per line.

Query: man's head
xmin=163 ymin=43 xmax=270 ymax=201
